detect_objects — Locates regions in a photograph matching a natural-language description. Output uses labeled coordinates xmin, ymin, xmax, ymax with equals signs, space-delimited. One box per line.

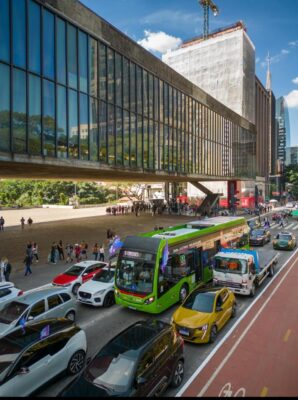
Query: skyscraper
xmin=276 ymin=97 xmax=291 ymax=162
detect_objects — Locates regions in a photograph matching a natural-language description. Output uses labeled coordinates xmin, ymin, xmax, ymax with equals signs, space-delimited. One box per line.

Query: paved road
xmin=1 ymin=209 xmax=296 ymax=397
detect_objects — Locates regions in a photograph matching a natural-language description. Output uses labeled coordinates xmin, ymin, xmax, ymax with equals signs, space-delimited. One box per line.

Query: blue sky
xmin=81 ymin=0 xmax=298 ymax=145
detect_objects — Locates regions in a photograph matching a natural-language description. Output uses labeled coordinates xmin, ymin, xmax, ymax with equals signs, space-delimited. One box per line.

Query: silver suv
xmin=0 ymin=287 xmax=77 ymax=337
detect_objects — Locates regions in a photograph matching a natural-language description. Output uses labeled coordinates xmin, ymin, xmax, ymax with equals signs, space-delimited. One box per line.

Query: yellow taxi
xmin=172 ymin=287 xmax=236 ymax=344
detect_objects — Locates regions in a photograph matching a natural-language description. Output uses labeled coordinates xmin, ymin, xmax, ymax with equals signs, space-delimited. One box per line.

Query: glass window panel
xmin=68 ymin=89 xmax=78 ymax=158
xmin=169 ymin=126 xmax=173 ymax=171
xmin=136 ymin=66 xmax=142 ymax=116
xmin=159 ymin=81 xmax=164 ymax=123
xmin=149 ymin=119 xmax=154 ymax=170
xmin=159 ymin=123 xmax=164 ymax=170
xmin=123 ymin=58 xmax=129 ymax=110
xmin=0 ymin=63 xmax=10 ymax=151
xmin=154 ymin=123 xmax=159 ymax=170
xmin=123 ymin=110 xmax=129 ymax=167
xmin=68 ymin=24 xmax=77 ymax=89
xmin=12 ymin=0 xmax=26 ymax=68
xmin=137 ymin=116 xmax=142 ymax=168
xmin=89 ymin=38 xmax=98 ymax=97
xmin=177 ymin=129 xmax=181 ymax=172
xmin=115 ymin=53 xmax=122 ymax=108
xmin=13 ymin=68 xmax=26 ymax=153
xmin=143 ymin=118 xmax=148 ymax=169
xmin=164 ymin=125 xmax=169 ymax=170
xmin=90 ymin=97 xmax=98 ymax=161
xmin=56 ymin=18 xmax=66 ymax=85
xmin=43 ymin=80 xmax=55 ymax=157
xmin=154 ymin=77 xmax=159 ymax=122
xmin=130 ymin=62 xmax=136 ymax=113
xmin=28 ymin=74 xmax=41 ymax=155
xmin=130 ymin=113 xmax=136 ymax=167
xmin=108 ymin=104 xmax=115 ymax=165
xmin=99 ymin=101 xmax=107 ymax=163
xmin=173 ymin=128 xmax=177 ymax=172
xmin=168 ymin=86 xmax=172 ymax=127
xmin=0 ymin=0 xmax=10 ymax=62
xmin=107 ymin=48 xmax=115 ymax=104
xmin=57 ymin=85 xmax=67 ymax=158
xmin=80 ymin=93 xmax=89 ymax=160
xmin=79 ymin=31 xmax=88 ymax=93
xmin=99 ymin=43 xmax=107 ymax=101
xmin=148 ymin=74 xmax=154 ymax=120
xmin=43 ymin=10 xmax=55 ymax=80
xmin=28 ymin=0 xmax=41 ymax=74
xmin=116 ymin=107 xmax=123 ymax=166
xmin=143 ymin=70 xmax=148 ymax=117
xmin=164 ymin=84 xmax=169 ymax=126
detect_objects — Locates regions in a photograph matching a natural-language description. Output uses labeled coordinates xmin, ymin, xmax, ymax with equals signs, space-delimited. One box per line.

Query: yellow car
xmin=172 ymin=287 xmax=236 ymax=344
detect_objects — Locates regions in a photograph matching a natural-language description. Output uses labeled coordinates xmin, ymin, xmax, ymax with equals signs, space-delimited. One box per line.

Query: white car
xmin=0 ymin=282 xmax=23 ymax=312
xmin=77 ymin=268 xmax=115 ymax=307
xmin=0 ymin=318 xmax=87 ymax=396
xmin=286 ymin=202 xmax=294 ymax=208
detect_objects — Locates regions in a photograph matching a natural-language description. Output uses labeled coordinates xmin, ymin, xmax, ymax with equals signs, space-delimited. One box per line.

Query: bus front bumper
xmin=115 ymin=291 xmax=160 ymax=314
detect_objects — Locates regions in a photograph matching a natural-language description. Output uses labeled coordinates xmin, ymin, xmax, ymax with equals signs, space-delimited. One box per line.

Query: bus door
xmin=194 ymin=247 xmax=203 ymax=282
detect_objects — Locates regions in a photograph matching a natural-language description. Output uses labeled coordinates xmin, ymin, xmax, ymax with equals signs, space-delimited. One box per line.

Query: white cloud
xmin=256 ymin=57 xmax=260 ymax=63
xmin=137 ymin=30 xmax=182 ymax=54
xmin=292 ymin=77 xmax=298 ymax=84
xmin=285 ymin=90 xmax=298 ymax=108
xmin=281 ymin=49 xmax=290 ymax=54
xmin=289 ymin=40 xmax=298 ymax=47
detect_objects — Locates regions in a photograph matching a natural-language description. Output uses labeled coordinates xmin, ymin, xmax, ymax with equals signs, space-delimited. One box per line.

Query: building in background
xmin=276 ymin=96 xmax=291 ymax=163
xmin=286 ymin=146 xmax=298 ymax=166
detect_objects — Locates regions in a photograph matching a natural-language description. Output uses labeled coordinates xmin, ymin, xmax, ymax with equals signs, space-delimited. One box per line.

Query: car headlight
xmin=63 ymin=283 xmax=71 ymax=287
xmin=94 ymin=290 xmax=105 ymax=296
xmin=170 ymin=316 xmax=174 ymax=324
xmin=273 ymin=240 xmax=277 ymax=245
xmin=197 ymin=324 xmax=209 ymax=331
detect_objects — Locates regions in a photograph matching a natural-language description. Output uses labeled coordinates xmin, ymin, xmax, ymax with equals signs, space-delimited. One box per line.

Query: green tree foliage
xmin=285 ymin=164 xmax=298 ymax=198
xmin=0 ymin=180 xmax=117 ymax=207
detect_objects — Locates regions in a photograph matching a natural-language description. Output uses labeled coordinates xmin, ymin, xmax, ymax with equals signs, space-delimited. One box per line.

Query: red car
xmin=52 ymin=261 xmax=108 ymax=295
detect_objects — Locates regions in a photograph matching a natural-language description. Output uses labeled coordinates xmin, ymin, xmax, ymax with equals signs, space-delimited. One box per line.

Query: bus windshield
xmin=214 ymin=257 xmax=247 ymax=274
xmin=116 ymin=250 xmax=156 ymax=295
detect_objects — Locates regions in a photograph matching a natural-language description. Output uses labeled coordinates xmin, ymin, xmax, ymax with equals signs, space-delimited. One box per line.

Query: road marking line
xmin=283 ymin=329 xmax=291 ymax=342
xmin=175 ymin=247 xmax=298 ymax=397
xmin=292 ymin=224 xmax=298 ymax=230
xmin=287 ymin=223 xmax=294 ymax=229
xmin=260 ymin=387 xmax=268 ymax=397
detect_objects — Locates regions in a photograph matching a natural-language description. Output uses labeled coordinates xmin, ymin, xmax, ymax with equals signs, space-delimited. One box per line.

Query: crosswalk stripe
xmin=287 ymin=223 xmax=294 ymax=229
xmin=270 ymin=223 xmax=278 ymax=229
xmin=292 ymin=224 xmax=298 ymax=230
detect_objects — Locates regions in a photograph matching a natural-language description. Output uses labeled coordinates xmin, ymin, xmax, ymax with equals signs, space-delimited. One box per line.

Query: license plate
xmin=179 ymin=328 xmax=189 ymax=336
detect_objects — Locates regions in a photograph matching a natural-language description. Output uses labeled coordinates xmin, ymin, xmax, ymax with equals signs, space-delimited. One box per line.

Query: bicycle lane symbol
xmin=219 ymin=383 xmax=246 ymax=397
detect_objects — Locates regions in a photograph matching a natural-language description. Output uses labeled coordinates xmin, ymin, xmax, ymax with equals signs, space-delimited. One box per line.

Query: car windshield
xmin=93 ymin=270 xmax=115 ymax=283
xmin=0 ymin=338 xmax=23 ymax=382
xmin=116 ymin=250 xmax=156 ymax=295
xmin=65 ymin=265 xmax=85 ymax=276
xmin=0 ymin=301 xmax=28 ymax=324
xmin=251 ymin=229 xmax=265 ymax=237
xmin=278 ymin=234 xmax=292 ymax=241
xmin=183 ymin=292 xmax=216 ymax=313
xmin=214 ymin=257 xmax=247 ymax=274
xmin=86 ymin=354 xmax=135 ymax=393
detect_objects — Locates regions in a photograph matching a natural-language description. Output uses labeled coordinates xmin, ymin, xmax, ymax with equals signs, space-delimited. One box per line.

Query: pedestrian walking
xmin=92 ymin=243 xmax=99 ymax=260
xmin=20 ymin=217 xmax=25 ymax=229
xmin=74 ymin=244 xmax=81 ymax=262
xmin=24 ymin=254 xmax=32 ymax=276
xmin=80 ymin=241 xmax=88 ymax=260
xmin=50 ymin=242 xmax=57 ymax=264
xmin=65 ymin=243 xmax=73 ymax=263
xmin=32 ymin=242 xmax=39 ymax=262
xmin=99 ymin=244 xmax=105 ymax=262
xmin=57 ymin=240 xmax=65 ymax=260
xmin=27 ymin=217 xmax=33 ymax=226
xmin=2 ymin=258 xmax=12 ymax=281
xmin=0 ymin=216 xmax=5 ymax=231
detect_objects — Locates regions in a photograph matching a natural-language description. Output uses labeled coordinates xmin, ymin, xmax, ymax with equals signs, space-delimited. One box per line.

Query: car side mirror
xmin=216 ymin=306 xmax=223 ymax=312
xmin=18 ymin=367 xmax=29 ymax=375
xmin=137 ymin=376 xmax=147 ymax=386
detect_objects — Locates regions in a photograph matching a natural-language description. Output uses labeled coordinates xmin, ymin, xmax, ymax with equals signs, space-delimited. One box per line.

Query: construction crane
xmin=199 ymin=0 xmax=219 ymax=40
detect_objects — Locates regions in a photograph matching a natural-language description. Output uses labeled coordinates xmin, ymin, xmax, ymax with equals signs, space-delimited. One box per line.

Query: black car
xmin=249 ymin=228 xmax=271 ymax=246
xmin=61 ymin=319 xmax=184 ymax=397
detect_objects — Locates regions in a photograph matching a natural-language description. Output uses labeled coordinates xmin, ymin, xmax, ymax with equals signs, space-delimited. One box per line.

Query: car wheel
xmin=269 ymin=265 xmax=274 ymax=277
xmin=179 ymin=284 xmax=189 ymax=303
xmin=65 ymin=310 xmax=76 ymax=322
xmin=72 ymin=283 xmax=81 ymax=296
xmin=231 ymin=303 xmax=237 ymax=318
xmin=170 ymin=359 xmax=184 ymax=388
xmin=262 ymin=239 xmax=265 ymax=246
xmin=250 ymin=283 xmax=256 ymax=297
xmin=67 ymin=350 xmax=86 ymax=375
xmin=209 ymin=325 xmax=217 ymax=343
xmin=103 ymin=292 xmax=115 ymax=308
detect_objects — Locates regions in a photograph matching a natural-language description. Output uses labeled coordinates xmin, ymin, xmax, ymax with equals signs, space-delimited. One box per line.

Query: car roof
xmin=102 ymin=320 xmax=170 ymax=359
xmin=0 ymin=282 xmax=15 ymax=289
xmin=16 ymin=287 xmax=71 ymax=305
xmin=69 ymin=261 xmax=107 ymax=268
xmin=190 ymin=286 xmax=225 ymax=297
xmin=0 ymin=318 xmax=76 ymax=354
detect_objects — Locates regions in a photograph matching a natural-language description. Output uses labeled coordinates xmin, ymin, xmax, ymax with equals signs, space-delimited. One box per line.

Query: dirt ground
xmin=0 ymin=210 xmax=194 ymax=271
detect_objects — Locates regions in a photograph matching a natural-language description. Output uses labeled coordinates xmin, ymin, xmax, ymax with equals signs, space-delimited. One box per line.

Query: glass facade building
xmin=0 ymin=0 xmax=256 ymax=180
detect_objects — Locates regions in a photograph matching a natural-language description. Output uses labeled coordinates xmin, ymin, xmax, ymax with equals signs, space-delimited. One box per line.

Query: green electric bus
xmin=114 ymin=216 xmax=250 ymax=314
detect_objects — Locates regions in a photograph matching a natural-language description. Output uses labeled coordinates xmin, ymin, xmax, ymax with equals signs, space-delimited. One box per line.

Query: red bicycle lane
xmin=179 ymin=249 xmax=298 ymax=397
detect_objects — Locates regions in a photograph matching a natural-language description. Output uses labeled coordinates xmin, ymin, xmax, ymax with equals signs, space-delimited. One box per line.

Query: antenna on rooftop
xmin=199 ymin=0 xmax=219 ymax=40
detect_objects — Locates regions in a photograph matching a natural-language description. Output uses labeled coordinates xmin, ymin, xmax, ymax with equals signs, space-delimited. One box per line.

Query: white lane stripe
xmin=287 ymin=223 xmax=294 ymax=229
xmin=270 ymin=223 xmax=278 ymax=229
xmin=176 ymin=247 xmax=298 ymax=397
xmin=293 ymin=224 xmax=298 ymax=230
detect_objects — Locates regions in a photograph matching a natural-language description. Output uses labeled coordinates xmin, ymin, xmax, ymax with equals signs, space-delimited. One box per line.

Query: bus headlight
xmin=144 ymin=296 xmax=155 ymax=305
xmin=114 ymin=289 xmax=119 ymax=297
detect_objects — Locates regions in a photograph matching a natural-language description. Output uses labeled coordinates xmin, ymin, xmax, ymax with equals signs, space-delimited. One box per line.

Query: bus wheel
xmin=179 ymin=284 xmax=189 ymax=303
xmin=250 ymin=283 xmax=256 ymax=297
